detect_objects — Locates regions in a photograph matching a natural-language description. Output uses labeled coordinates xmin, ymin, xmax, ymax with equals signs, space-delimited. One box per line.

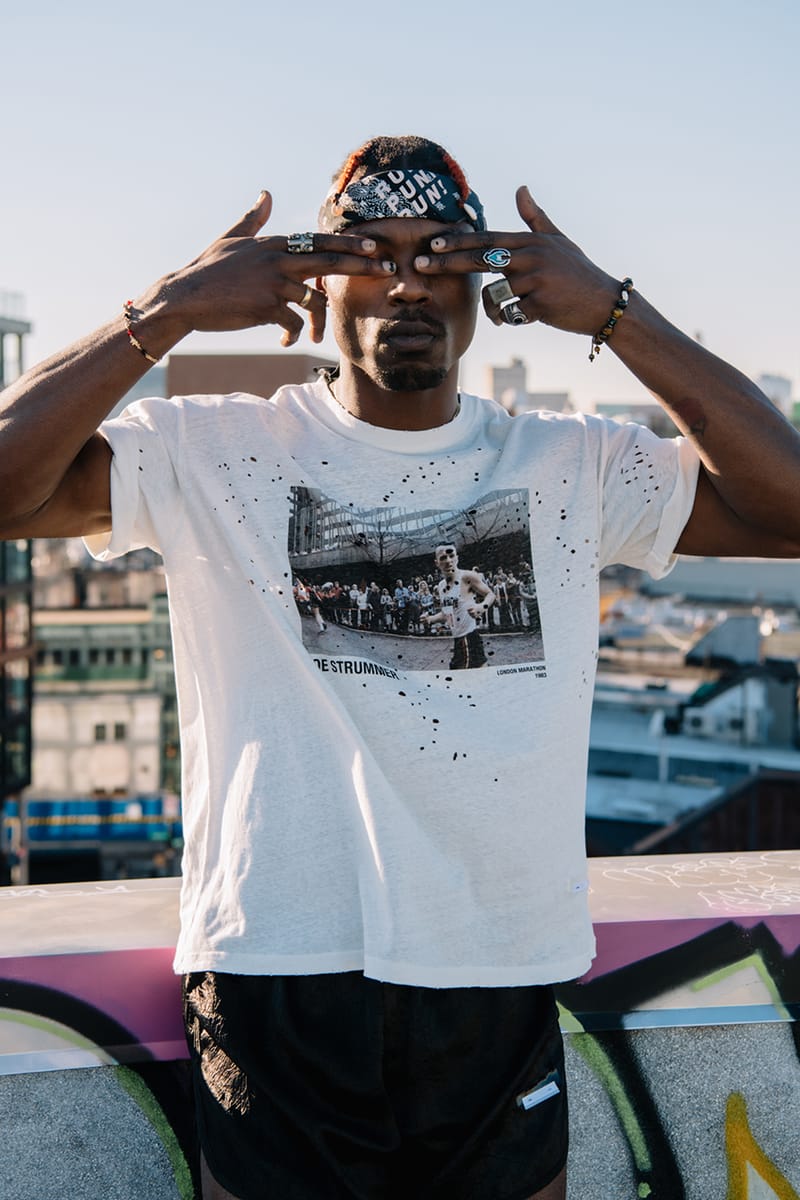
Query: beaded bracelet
xmin=123 ymin=300 xmax=160 ymax=365
xmin=589 ymin=278 xmax=634 ymax=362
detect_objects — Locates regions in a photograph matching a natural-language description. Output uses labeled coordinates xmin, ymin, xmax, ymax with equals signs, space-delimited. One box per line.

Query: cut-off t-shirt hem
xmin=174 ymin=948 xmax=364 ymax=976
xmin=174 ymin=947 xmax=594 ymax=988
xmin=362 ymin=951 xmax=594 ymax=987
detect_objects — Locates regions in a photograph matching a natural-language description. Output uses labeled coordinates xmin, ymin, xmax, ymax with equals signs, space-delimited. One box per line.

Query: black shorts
xmin=183 ymin=971 xmax=567 ymax=1200
xmin=450 ymin=629 xmax=487 ymax=670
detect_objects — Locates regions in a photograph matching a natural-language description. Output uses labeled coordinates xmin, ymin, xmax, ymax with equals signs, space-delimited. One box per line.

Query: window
xmin=4 ymin=659 xmax=30 ymax=716
xmin=114 ymin=723 xmax=127 ymax=742
xmin=2 ymin=541 xmax=32 ymax=583
xmin=94 ymin=724 xmax=107 ymax=742
xmin=4 ymin=600 xmax=30 ymax=650
xmin=68 ymin=648 xmax=81 ymax=666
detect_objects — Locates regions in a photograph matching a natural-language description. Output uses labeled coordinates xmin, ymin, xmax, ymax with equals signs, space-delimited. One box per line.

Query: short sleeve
xmin=84 ymin=397 xmax=182 ymax=562
xmin=599 ymin=419 xmax=700 ymax=578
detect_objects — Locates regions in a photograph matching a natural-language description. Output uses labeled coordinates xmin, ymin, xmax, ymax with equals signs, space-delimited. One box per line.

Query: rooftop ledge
xmin=1 ymin=849 xmax=798 ymax=1077
xmin=3 ymin=852 xmax=800 ymax=1199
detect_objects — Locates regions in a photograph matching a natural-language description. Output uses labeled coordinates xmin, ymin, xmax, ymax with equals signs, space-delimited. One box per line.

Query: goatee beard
xmin=377 ymin=364 xmax=448 ymax=392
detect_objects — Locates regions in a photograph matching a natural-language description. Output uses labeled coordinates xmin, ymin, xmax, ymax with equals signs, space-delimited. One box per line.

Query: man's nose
xmin=387 ymin=261 xmax=433 ymax=303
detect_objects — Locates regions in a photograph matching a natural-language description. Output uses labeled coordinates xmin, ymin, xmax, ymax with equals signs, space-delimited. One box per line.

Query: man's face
xmin=323 ymin=218 xmax=481 ymax=393
xmin=436 ymin=546 xmax=459 ymax=577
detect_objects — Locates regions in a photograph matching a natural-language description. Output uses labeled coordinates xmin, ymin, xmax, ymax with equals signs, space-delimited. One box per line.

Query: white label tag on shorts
xmin=517 ymin=1071 xmax=561 ymax=1111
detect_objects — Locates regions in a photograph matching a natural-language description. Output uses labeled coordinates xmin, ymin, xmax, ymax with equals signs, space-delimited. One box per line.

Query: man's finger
xmin=222 ymin=190 xmax=274 ymax=240
xmin=294 ymin=233 xmax=377 ymax=258
xmin=308 ymin=303 xmax=327 ymax=344
xmin=296 ymin=246 xmax=395 ymax=278
xmin=415 ymin=244 xmax=529 ymax=275
xmin=287 ymin=280 xmax=326 ymax=318
xmin=516 ymin=185 xmax=562 ymax=236
xmin=417 ymin=230 xmax=540 ymax=275
xmin=426 ymin=229 xmax=535 ymax=255
xmin=278 ymin=305 xmax=305 ymax=348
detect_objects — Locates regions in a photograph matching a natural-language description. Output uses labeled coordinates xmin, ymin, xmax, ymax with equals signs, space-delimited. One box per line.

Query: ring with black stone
xmin=500 ymin=300 xmax=529 ymax=326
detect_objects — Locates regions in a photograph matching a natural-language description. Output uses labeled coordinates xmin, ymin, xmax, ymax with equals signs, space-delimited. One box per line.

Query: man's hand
xmin=147 ymin=190 xmax=393 ymax=348
xmin=421 ymin=186 xmax=800 ymax=559
xmin=0 ymin=189 xmax=396 ymax=540
xmin=414 ymin=186 xmax=618 ymax=336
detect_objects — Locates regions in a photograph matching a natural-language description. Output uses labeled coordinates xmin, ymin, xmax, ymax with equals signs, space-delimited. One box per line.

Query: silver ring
xmin=485 ymin=278 xmax=516 ymax=307
xmin=298 ymin=285 xmax=314 ymax=310
xmin=501 ymin=300 xmax=529 ymax=326
xmin=482 ymin=247 xmax=512 ymax=269
xmin=287 ymin=232 xmax=315 ymax=254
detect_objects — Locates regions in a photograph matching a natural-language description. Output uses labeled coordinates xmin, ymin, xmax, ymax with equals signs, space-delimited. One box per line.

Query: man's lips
xmin=381 ymin=318 xmax=444 ymax=352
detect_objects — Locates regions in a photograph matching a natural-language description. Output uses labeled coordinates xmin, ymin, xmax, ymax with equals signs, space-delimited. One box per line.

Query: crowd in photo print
xmin=293 ymin=567 xmax=539 ymax=637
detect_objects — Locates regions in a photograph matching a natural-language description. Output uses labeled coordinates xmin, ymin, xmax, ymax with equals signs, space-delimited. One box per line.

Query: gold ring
xmin=298 ymin=285 xmax=314 ymax=310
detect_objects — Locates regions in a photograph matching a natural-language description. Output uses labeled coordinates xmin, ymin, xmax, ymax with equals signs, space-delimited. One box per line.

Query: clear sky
xmin=3 ymin=0 xmax=798 ymax=411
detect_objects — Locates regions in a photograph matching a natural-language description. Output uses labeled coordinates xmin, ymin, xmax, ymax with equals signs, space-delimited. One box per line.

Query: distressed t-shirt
xmin=87 ymin=378 xmax=699 ymax=986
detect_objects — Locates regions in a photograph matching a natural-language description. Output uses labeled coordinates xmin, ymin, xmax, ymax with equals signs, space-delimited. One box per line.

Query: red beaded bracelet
xmin=589 ymin=278 xmax=634 ymax=362
xmin=123 ymin=300 xmax=160 ymax=365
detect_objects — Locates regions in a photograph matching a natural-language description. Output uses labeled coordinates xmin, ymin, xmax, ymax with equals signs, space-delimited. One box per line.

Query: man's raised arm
xmin=416 ymin=188 xmax=800 ymax=560
xmin=0 ymin=193 xmax=388 ymax=540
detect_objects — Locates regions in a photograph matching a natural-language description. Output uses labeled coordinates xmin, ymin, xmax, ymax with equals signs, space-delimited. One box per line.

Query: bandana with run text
xmin=319 ymin=169 xmax=486 ymax=232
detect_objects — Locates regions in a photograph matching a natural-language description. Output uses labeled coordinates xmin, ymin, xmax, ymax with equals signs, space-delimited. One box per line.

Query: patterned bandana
xmin=319 ymin=169 xmax=486 ymax=232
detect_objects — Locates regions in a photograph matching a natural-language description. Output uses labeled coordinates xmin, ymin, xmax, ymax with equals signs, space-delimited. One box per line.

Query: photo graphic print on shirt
xmin=288 ymin=486 xmax=544 ymax=673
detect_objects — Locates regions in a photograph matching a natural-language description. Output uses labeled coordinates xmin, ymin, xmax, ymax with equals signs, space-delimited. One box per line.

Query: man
xmin=422 ymin=543 xmax=494 ymax=668
xmin=366 ymin=580 xmax=382 ymax=630
xmin=2 ymin=135 xmax=799 ymax=1200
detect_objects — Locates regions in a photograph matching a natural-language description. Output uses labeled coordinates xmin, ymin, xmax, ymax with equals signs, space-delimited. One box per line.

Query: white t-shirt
xmin=87 ymin=378 xmax=699 ymax=987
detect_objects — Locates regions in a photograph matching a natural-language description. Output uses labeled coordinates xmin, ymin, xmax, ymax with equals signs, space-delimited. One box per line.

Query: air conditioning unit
xmin=682 ymin=708 xmax=716 ymax=738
